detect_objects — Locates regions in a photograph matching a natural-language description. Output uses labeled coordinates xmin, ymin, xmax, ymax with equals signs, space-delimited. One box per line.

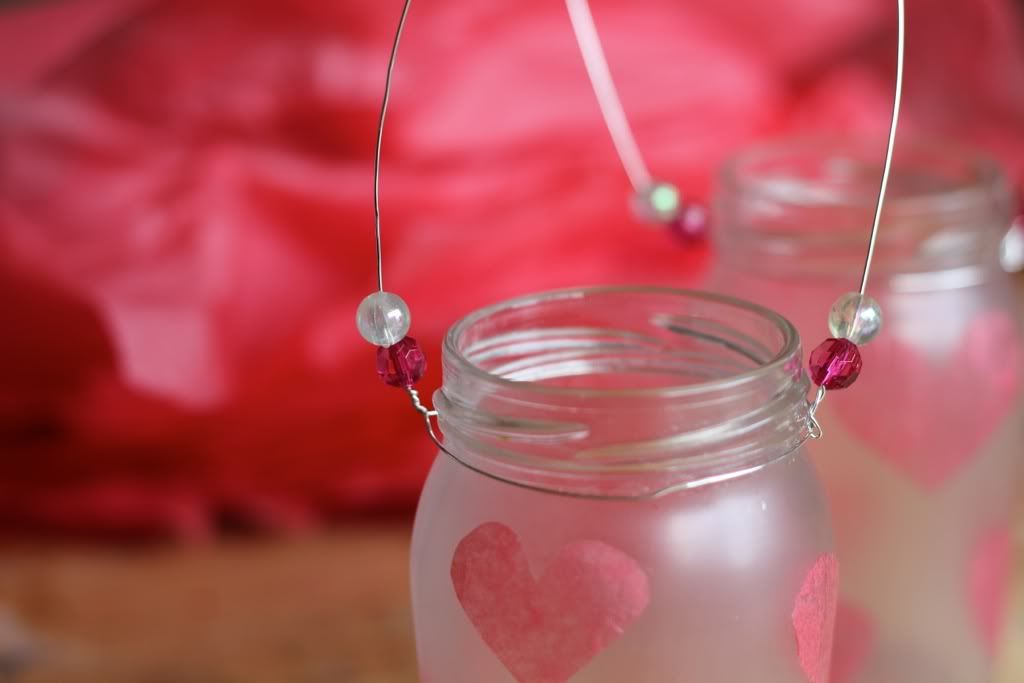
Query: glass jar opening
xmin=716 ymin=138 xmax=1013 ymax=286
xmin=435 ymin=286 xmax=813 ymax=497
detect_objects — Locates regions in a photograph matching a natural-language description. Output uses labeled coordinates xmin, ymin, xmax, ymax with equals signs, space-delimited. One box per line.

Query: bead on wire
xmin=358 ymin=0 xmax=908 ymax=450
xmin=806 ymin=0 xmax=904 ymax=435
xmin=356 ymin=291 xmax=412 ymax=348
xmin=566 ymin=0 xmax=707 ymax=244
xmin=828 ymin=292 xmax=883 ymax=345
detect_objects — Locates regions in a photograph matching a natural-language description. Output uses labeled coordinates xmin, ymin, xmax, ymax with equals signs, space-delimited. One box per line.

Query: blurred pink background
xmin=1 ymin=0 xmax=1023 ymax=540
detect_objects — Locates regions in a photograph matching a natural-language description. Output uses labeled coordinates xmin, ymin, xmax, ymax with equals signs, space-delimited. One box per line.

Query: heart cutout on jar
xmin=830 ymin=601 xmax=874 ymax=683
xmin=450 ymin=521 xmax=650 ymax=683
xmin=969 ymin=523 xmax=1013 ymax=655
xmin=792 ymin=553 xmax=839 ymax=683
xmin=831 ymin=311 xmax=1022 ymax=489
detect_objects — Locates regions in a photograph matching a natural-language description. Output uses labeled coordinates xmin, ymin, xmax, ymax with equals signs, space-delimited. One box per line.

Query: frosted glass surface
xmin=411 ymin=448 xmax=833 ymax=682
xmin=712 ymin=269 xmax=1023 ymax=683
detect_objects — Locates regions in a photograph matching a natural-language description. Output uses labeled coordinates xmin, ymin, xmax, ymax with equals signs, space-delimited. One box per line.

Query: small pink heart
xmin=792 ymin=553 xmax=840 ymax=683
xmin=832 ymin=312 xmax=1022 ymax=489
xmin=451 ymin=522 xmax=650 ymax=683
xmin=969 ymin=524 xmax=1013 ymax=655
xmin=830 ymin=602 xmax=874 ymax=683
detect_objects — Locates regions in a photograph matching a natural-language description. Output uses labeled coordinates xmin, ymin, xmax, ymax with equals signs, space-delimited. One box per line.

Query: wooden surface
xmin=0 ymin=526 xmax=418 ymax=683
xmin=0 ymin=520 xmax=1019 ymax=683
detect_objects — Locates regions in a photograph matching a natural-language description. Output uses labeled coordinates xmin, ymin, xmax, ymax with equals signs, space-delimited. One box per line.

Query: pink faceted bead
xmin=808 ymin=338 xmax=862 ymax=390
xmin=668 ymin=203 xmax=710 ymax=244
xmin=377 ymin=336 xmax=427 ymax=387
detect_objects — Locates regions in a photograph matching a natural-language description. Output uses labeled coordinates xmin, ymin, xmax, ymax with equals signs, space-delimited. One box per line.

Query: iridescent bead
xmin=808 ymin=338 xmax=862 ymax=390
xmin=377 ymin=336 xmax=427 ymax=387
xmin=632 ymin=181 xmax=681 ymax=223
xmin=356 ymin=291 xmax=411 ymax=347
xmin=828 ymin=292 xmax=883 ymax=345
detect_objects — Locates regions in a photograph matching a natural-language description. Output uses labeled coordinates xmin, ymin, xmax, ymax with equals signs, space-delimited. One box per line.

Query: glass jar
xmin=411 ymin=287 xmax=837 ymax=683
xmin=713 ymin=139 xmax=1024 ymax=683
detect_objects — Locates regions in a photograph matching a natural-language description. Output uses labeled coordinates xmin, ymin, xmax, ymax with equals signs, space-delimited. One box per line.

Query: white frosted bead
xmin=356 ymin=291 xmax=411 ymax=347
xmin=828 ymin=292 xmax=883 ymax=345
xmin=632 ymin=181 xmax=681 ymax=223
xmin=1000 ymin=220 xmax=1024 ymax=273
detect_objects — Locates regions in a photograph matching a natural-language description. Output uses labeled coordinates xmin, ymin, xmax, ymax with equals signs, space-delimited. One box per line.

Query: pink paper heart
xmin=832 ymin=311 xmax=1023 ymax=489
xmin=969 ymin=524 xmax=1013 ymax=655
xmin=792 ymin=553 xmax=840 ymax=683
xmin=830 ymin=602 xmax=874 ymax=683
xmin=451 ymin=522 xmax=650 ymax=683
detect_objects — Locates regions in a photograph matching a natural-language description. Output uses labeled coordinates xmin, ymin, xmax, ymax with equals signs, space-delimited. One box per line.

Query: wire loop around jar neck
xmin=427 ymin=286 xmax=816 ymax=499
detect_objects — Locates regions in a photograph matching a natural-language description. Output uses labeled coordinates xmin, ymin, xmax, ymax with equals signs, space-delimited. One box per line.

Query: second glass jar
xmin=713 ymin=139 xmax=1023 ymax=683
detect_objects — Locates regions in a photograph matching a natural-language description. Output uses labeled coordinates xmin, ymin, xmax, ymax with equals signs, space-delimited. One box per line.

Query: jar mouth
xmin=436 ymin=286 xmax=812 ymax=497
xmin=444 ymin=286 xmax=802 ymax=399
xmin=721 ymin=137 xmax=1006 ymax=214
xmin=716 ymin=137 xmax=1012 ymax=282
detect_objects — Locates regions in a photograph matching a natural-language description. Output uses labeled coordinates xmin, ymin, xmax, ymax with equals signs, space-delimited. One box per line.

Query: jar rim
xmin=714 ymin=137 xmax=1012 ymax=282
xmin=444 ymin=285 xmax=802 ymax=398
xmin=437 ymin=286 xmax=812 ymax=496
xmin=719 ymin=136 xmax=1006 ymax=217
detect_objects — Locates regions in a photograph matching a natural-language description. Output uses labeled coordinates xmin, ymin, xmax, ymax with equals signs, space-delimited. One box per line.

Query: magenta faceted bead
xmin=668 ymin=204 xmax=710 ymax=244
xmin=377 ymin=336 xmax=427 ymax=387
xmin=808 ymin=338 xmax=862 ymax=390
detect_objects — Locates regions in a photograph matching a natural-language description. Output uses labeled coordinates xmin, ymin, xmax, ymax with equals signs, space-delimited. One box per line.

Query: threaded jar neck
xmin=435 ymin=286 xmax=813 ymax=497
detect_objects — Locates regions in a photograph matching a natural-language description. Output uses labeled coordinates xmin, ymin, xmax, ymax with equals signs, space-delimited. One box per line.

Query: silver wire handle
xmin=564 ymin=0 xmax=652 ymax=191
xmin=373 ymin=0 xmax=906 ymax=456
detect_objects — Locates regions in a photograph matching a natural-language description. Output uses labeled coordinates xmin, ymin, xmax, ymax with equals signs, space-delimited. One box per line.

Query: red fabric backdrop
xmin=1 ymin=0 xmax=1022 ymax=538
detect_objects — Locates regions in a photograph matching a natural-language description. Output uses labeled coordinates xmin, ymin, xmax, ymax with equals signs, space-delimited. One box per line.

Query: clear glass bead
xmin=356 ymin=291 xmax=411 ymax=347
xmin=632 ymin=181 xmax=681 ymax=223
xmin=827 ymin=292 xmax=883 ymax=345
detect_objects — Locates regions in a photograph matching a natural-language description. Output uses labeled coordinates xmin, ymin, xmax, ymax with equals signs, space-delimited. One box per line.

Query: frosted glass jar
xmin=411 ymin=287 xmax=837 ymax=683
xmin=713 ymin=140 xmax=1023 ymax=683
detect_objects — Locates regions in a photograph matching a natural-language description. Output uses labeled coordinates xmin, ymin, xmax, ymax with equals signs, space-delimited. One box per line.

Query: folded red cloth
xmin=0 ymin=0 xmax=1021 ymax=537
